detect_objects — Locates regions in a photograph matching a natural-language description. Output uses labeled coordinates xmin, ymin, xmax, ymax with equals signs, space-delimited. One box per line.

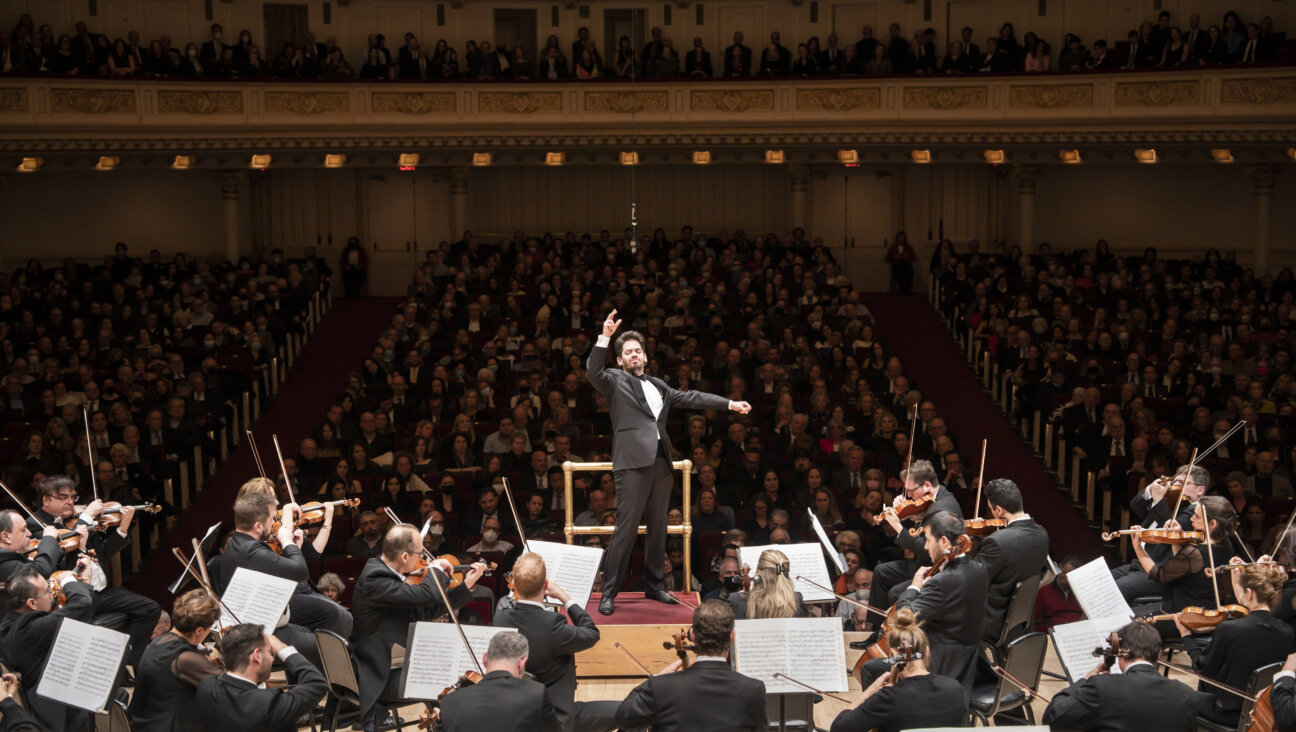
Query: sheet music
xmin=527 ymin=540 xmax=604 ymax=609
xmin=401 ymin=622 xmax=510 ymax=700
xmin=218 ymin=567 xmax=298 ymax=631
xmin=1048 ymin=615 xmax=1130 ymax=682
xmin=1065 ymin=557 xmax=1133 ymax=622
xmin=168 ymin=522 xmax=223 ymax=594
xmin=36 ymin=618 xmax=129 ymax=713
xmin=734 ymin=617 xmax=847 ymax=693
xmin=806 ymin=509 xmax=847 ymax=574
xmin=739 ymin=544 xmax=835 ymax=602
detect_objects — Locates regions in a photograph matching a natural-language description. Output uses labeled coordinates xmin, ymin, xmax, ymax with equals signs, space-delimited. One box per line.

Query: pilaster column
xmin=789 ymin=165 xmax=809 ymax=231
xmin=1249 ymin=165 xmax=1281 ymax=276
xmin=1016 ymin=165 xmax=1041 ymax=250
xmin=450 ymin=167 xmax=470 ymax=239
xmin=218 ymin=172 xmax=243 ymax=262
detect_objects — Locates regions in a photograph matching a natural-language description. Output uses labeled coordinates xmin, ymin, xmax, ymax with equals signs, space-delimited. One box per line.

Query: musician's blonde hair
xmin=885 ymin=607 xmax=931 ymax=663
xmin=237 ymin=477 xmax=276 ymax=499
xmin=1239 ymin=563 xmax=1287 ymax=610
xmin=747 ymin=549 xmax=798 ymax=619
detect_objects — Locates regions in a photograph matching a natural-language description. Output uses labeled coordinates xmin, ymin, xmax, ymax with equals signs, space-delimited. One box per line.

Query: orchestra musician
xmin=0 ymin=559 xmax=96 ymax=730
xmin=25 ymin=475 xmax=161 ymax=673
xmin=1273 ymin=651 xmax=1296 ymax=732
xmin=866 ymin=461 xmax=964 ymax=612
xmin=727 ymin=548 xmax=809 ymax=619
xmin=856 ymin=511 xmax=987 ymax=695
xmin=193 ymin=622 xmax=328 ymax=732
xmin=973 ymin=479 xmax=1049 ymax=643
xmin=128 ymin=588 xmax=222 ymax=731
xmin=587 ymin=310 xmax=751 ymax=616
xmin=350 ymin=523 xmax=484 ymax=732
xmin=1129 ymin=495 xmax=1236 ymax=619
xmin=614 ymin=600 xmax=767 ymax=732
xmin=1042 ymin=620 xmax=1213 ymax=732
xmin=1171 ymin=561 xmax=1294 ymax=725
xmin=1113 ymin=465 xmax=1208 ymax=601
xmin=0 ymin=672 xmax=37 ymax=732
xmin=437 ymin=630 xmax=562 ymax=732
xmin=828 ymin=608 xmax=967 ymax=732
xmin=0 ymin=509 xmax=79 ymax=585
xmin=493 ymin=552 xmax=619 ymax=732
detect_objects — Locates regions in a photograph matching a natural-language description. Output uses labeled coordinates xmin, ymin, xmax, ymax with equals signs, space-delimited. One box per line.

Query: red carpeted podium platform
xmin=575 ymin=592 xmax=701 ymax=677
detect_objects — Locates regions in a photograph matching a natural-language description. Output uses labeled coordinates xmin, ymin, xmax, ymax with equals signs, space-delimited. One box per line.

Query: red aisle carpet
xmin=587 ymin=593 xmax=699 ymax=624
xmin=858 ymin=294 xmax=1104 ymax=561
xmin=130 ymin=296 xmax=402 ymax=602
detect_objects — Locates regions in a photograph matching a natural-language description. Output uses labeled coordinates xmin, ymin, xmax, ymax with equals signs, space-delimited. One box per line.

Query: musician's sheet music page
xmin=528 ymin=540 xmax=603 ymax=609
xmin=218 ymin=567 xmax=298 ymax=631
xmin=1065 ymin=558 xmax=1134 ymax=622
xmin=401 ymin=622 xmax=509 ymax=699
xmin=1049 ymin=615 xmax=1129 ymax=682
xmin=734 ymin=617 xmax=847 ymax=694
xmin=739 ymin=544 xmax=835 ymax=602
xmin=36 ymin=617 xmax=128 ymax=713
xmin=806 ymin=509 xmax=848 ymax=574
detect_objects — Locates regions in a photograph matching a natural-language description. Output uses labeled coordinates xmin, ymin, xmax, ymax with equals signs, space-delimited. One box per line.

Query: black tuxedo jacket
xmin=973 ymin=517 xmax=1050 ymax=641
xmin=28 ymin=508 xmax=129 ymax=569
xmin=0 ymin=534 xmax=61 ymax=587
xmin=215 ymin=531 xmax=308 ymax=593
xmin=194 ymin=653 xmax=327 ymax=732
xmin=615 ymin=659 xmax=766 ymax=731
xmin=493 ymin=602 xmax=600 ymax=730
xmin=440 ymin=670 xmax=561 ymax=732
xmin=0 ymin=581 xmax=95 ymax=731
xmin=1182 ymin=610 xmax=1294 ymax=718
xmin=895 ymin=555 xmax=987 ymax=690
xmin=1043 ymin=663 xmax=1212 ymax=731
xmin=587 ymin=342 xmax=728 ymax=470
xmin=1274 ymin=674 xmax=1296 ymax=732
xmin=893 ymin=487 xmax=964 ymax=558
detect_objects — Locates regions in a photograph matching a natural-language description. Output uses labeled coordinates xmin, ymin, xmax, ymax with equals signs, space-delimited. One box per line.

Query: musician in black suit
xmin=1113 ymin=466 xmax=1207 ymax=601
xmin=1274 ymin=652 xmax=1296 ymax=732
xmin=26 ymin=475 xmax=160 ymax=672
xmin=867 ymin=460 xmax=964 ymax=611
xmin=439 ymin=630 xmax=561 ymax=732
xmin=0 ymin=671 xmax=37 ymax=732
xmin=1043 ymin=620 xmax=1212 ymax=732
xmin=129 ymin=589 xmax=222 ymax=732
xmin=193 ymin=622 xmax=328 ymax=732
xmin=973 ymin=479 xmax=1050 ymax=642
xmin=0 ymin=510 xmax=68 ymax=585
xmin=350 ymin=523 xmax=483 ymax=731
xmin=616 ymin=599 xmax=766 ymax=731
xmin=0 ymin=561 xmax=96 ymax=731
xmin=493 ymin=553 xmax=618 ymax=732
xmin=587 ymin=311 xmax=749 ymax=615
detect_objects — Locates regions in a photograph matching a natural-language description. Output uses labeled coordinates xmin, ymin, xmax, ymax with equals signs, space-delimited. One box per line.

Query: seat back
xmin=986 ymin=631 xmax=1049 ymax=719
xmin=994 ymin=573 xmax=1044 ymax=650
xmin=93 ymin=699 xmax=131 ymax=732
xmin=314 ymin=629 xmax=362 ymax=704
xmin=1232 ymin=662 xmax=1282 ymax=732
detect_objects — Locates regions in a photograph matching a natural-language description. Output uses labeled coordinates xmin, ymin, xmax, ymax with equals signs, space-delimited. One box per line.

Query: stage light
xmin=984 ymin=150 xmax=1005 ymax=164
xmin=1058 ymin=150 xmax=1082 ymax=164
xmin=172 ymin=155 xmax=195 ymax=170
xmin=545 ymin=152 xmax=565 ymax=166
xmin=1133 ymin=148 xmax=1157 ymax=164
xmin=765 ymin=150 xmax=785 ymax=164
xmin=1210 ymin=149 xmax=1234 ymax=164
xmin=250 ymin=154 xmax=272 ymax=169
xmin=398 ymin=153 xmax=419 ymax=170
xmin=324 ymin=154 xmax=347 ymax=168
xmin=94 ymin=156 xmax=119 ymax=171
xmin=16 ymin=157 xmax=41 ymax=172
xmin=472 ymin=153 xmax=492 ymax=166
xmin=911 ymin=150 xmax=931 ymax=164
xmin=692 ymin=151 xmax=711 ymax=165
xmin=620 ymin=152 xmax=640 ymax=165
xmin=838 ymin=150 xmax=859 ymax=164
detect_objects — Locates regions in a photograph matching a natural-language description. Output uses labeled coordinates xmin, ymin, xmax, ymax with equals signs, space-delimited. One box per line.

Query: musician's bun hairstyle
xmin=885 ymin=608 xmax=930 ymax=660
xmin=1238 ymin=563 xmax=1287 ymax=610
xmin=1198 ymin=495 xmax=1238 ymax=542
xmin=172 ymin=588 xmax=221 ymax=634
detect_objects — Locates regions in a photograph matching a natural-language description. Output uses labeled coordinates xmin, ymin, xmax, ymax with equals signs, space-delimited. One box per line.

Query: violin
xmin=1206 ymin=560 xmax=1287 ymax=578
xmin=1100 ymin=527 xmax=1206 ymax=545
xmin=405 ymin=554 xmax=496 ymax=588
xmin=738 ymin=565 xmax=753 ymax=592
xmin=279 ymin=498 xmax=360 ymax=527
xmin=1143 ymin=604 xmax=1250 ymax=632
xmin=1093 ymin=632 xmax=1128 ymax=672
xmin=24 ymin=529 xmax=82 ymax=558
xmin=922 ymin=534 xmax=974 ymax=580
xmin=873 ymin=494 xmax=936 ymax=525
xmin=963 ymin=517 xmax=1007 ymax=537
xmin=48 ymin=570 xmax=76 ymax=608
xmin=662 ymin=629 xmax=697 ymax=671
xmin=90 ymin=502 xmax=163 ymax=530
xmin=438 ymin=669 xmax=483 ymax=699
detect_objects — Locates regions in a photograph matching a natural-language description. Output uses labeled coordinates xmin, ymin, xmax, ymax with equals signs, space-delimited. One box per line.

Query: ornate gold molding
xmin=584 ymin=91 xmax=668 ymax=113
xmin=902 ymin=86 xmax=987 ymax=110
xmin=1008 ymin=84 xmax=1093 ymax=109
xmin=50 ymin=88 xmax=136 ymax=114
xmin=1114 ymin=81 xmax=1200 ymax=105
xmin=264 ymin=91 xmax=350 ymax=114
xmin=691 ymin=89 xmax=774 ymax=112
xmin=372 ymin=91 xmax=456 ymax=114
xmin=478 ymin=92 xmax=562 ymax=113
xmin=1220 ymin=77 xmax=1296 ymax=104
xmin=158 ymin=90 xmax=243 ymax=115
xmin=0 ymin=87 xmax=27 ymax=112
xmin=796 ymin=88 xmax=880 ymax=112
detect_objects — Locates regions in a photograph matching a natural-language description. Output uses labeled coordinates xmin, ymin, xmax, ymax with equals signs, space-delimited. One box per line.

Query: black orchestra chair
xmin=1192 ymin=661 xmax=1280 ymax=732
xmin=968 ymin=631 xmax=1048 ymax=726
xmin=93 ymin=699 xmax=131 ymax=732
xmin=314 ymin=629 xmax=410 ymax=732
xmin=986 ymin=574 xmax=1043 ymax=664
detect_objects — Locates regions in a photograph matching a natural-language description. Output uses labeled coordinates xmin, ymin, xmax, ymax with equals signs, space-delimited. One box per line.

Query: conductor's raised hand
xmin=729 ymin=401 xmax=753 ymax=414
xmin=602 ymin=310 xmax=622 ymax=339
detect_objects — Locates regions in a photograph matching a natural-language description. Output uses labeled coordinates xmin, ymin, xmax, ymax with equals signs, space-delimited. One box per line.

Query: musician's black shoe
xmin=849 ymin=640 xmax=874 ymax=651
xmin=599 ymin=595 xmax=615 ymax=615
xmin=645 ymin=590 xmax=680 ymax=605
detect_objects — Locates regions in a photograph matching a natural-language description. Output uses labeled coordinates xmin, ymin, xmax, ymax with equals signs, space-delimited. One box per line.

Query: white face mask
xmin=481 ymin=530 xmax=499 ymax=543
xmin=428 ymin=523 xmax=444 ymax=536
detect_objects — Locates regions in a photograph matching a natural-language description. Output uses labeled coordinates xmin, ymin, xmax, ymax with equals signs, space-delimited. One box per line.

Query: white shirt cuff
xmin=596 ymin=335 xmax=610 ymax=348
xmin=57 ymin=574 xmax=78 ymax=589
xmin=1276 ymin=670 xmax=1296 ymax=682
xmin=78 ymin=512 xmax=96 ymax=526
xmin=564 ymin=599 xmax=577 ymax=609
xmin=276 ymin=647 xmax=298 ymax=662
xmin=117 ymin=529 xmax=128 ymax=538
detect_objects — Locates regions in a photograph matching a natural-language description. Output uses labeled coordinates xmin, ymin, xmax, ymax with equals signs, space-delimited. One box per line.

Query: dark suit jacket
xmin=1182 ymin=610 xmax=1294 ymax=719
xmin=215 ymin=531 xmax=308 ymax=594
xmin=350 ymin=557 xmax=470 ymax=711
xmin=895 ymin=555 xmax=987 ymax=691
xmin=973 ymin=517 xmax=1049 ymax=642
xmin=1273 ymin=674 xmax=1296 ymax=732
xmin=893 ymin=487 xmax=964 ymax=558
xmin=28 ymin=508 xmax=129 ymax=569
xmin=0 ymin=535 xmax=61 ymax=587
xmin=439 ymin=670 xmax=561 ymax=732
xmin=586 ymin=342 xmax=729 ymax=470
xmin=493 ymin=601 xmax=600 ymax=730
xmin=615 ymin=659 xmax=766 ymax=731
xmin=723 ymin=44 xmax=752 ymax=75
xmin=194 ymin=653 xmax=327 ymax=732
xmin=827 ymin=673 xmax=967 ymax=732
xmin=1043 ymin=663 xmax=1213 ymax=731
xmin=0 ymin=581 xmax=95 ymax=731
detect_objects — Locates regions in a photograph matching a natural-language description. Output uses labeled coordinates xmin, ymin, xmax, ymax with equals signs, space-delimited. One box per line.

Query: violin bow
xmin=989 ymin=664 xmax=1053 ymax=704
xmin=425 ymin=552 xmax=485 ymax=675
xmin=1273 ymin=497 xmax=1296 ymax=556
xmin=271 ymin=434 xmax=297 ymax=506
xmin=171 ymin=545 xmax=241 ymax=628
xmin=499 ymin=477 xmax=530 ymax=555
xmin=245 ymin=430 xmax=267 ymax=480
xmin=1169 ymin=419 xmax=1246 ymax=518
xmin=1169 ymin=448 xmax=1199 ymax=521
xmin=82 ymin=405 xmax=100 ymax=502
xmin=1199 ymin=502 xmax=1222 ymax=610
xmin=0 ymin=478 xmax=50 ymax=528
xmin=795 ymin=575 xmax=890 ymax=619
xmin=972 ymin=439 xmax=987 ymax=520
xmin=612 ymin=642 xmax=653 ymax=677
xmin=1158 ymin=660 xmax=1257 ymax=702
xmin=1233 ymin=529 xmax=1258 ymax=564
xmin=771 ymin=673 xmax=852 ymax=703
xmin=903 ymin=402 xmax=919 ymax=479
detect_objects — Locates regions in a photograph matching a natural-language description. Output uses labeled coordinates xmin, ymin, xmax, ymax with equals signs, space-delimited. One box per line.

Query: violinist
xmin=728 ymin=549 xmax=809 ymax=619
xmin=0 ymin=560 xmax=95 ymax=731
xmin=866 ymin=461 xmax=964 ymax=613
xmin=1273 ymin=533 xmax=1296 ymax=623
xmin=1113 ymin=464 xmax=1209 ymax=601
xmin=437 ymin=631 xmax=562 ymax=732
xmin=1171 ymin=561 xmax=1294 ymax=725
xmin=829 ymin=608 xmax=967 ymax=732
xmin=128 ymin=589 xmax=222 ymax=731
xmin=614 ymin=600 xmax=767 ymax=732
xmin=351 ymin=523 xmax=485 ymax=732
xmin=856 ymin=511 xmax=987 ymax=696
xmin=1042 ymin=620 xmax=1212 ymax=732
xmin=0 ymin=509 xmax=80 ymax=584
xmin=193 ymin=623 xmax=329 ymax=732
xmin=1129 ymin=495 xmax=1236 ymax=619
xmin=27 ymin=475 xmax=161 ymax=675
xmin=973 ymin=479 xmax=1049 ymax=643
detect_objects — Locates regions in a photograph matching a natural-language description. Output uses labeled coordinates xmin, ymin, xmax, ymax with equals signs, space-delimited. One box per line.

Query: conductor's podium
xmin=574 ymin=592 xmax=701 ymax=677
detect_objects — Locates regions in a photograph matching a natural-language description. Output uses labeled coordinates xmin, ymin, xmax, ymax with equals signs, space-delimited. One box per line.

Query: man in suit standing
xmin=439 ymin=630 xmax=561 ymax=732
xmin=973 ymin=479 xmax=1049 ymax=643
xmin=723 ymin=32 xmax=752 ymax=76
xmin=199 ymin=23 xmax=229 ymax=66
xmin=1043 ymin=620 xmax=1211 ymax=731
xmin=867 ymin=460 xmax=965 ymax=610
xmin=588 ymin=310 xmax=751 ymax=615
xmin=194 ymin=623 xmax=328 ymax=732
xmin=493 ymin=553 xmax=618 ymax=732
xmin=615 ymin=599 xmax=766 ymax=731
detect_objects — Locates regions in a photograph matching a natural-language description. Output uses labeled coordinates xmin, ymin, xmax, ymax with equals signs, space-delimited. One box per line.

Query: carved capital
xmin=218 ymin=171 xmax=243 ymax=200
xmin=1017 ymin=165 xmax=1042 ymax=194
xmin=449 ymin=167 xmax=470 ymax=194
xmin=789 ymin=165 xmax=810 ymax=190
xmin=1248 ymin=165 xmax=1282 ymax=195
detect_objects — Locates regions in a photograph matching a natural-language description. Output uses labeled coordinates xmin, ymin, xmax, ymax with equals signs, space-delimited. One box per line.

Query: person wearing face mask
xmin=468 ymin=517 xmax=514 ymax=554
xmin=178 ymin=42 xmax=204 ymax=76
xmin=198 ymin=23 xmax=228 ymax=67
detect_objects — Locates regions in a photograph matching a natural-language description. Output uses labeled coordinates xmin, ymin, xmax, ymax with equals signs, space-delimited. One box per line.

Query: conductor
xmin=588 ymin=310 xmax=752 ymax=615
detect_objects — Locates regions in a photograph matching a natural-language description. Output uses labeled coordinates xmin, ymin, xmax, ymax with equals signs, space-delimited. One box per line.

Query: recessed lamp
xmin=765 ymin=150 xmax=785 ymax=164
xmin=692 ymin=151 xmax=711 ymax=165
xmin=620 ymin=151 xmax=639 ymax=165
xmin=472 ymin=153 xmax=492 ymax=167
xmin=545 ymin=152 xmax=565 ymax=166
xmin=16 ymin=157 xmax=41 ymax=172
xmin=1133 ymin=148 xmax=1157 ymax=164
xmin=250 ymin=154 xmax=272 ymax=169
xmin=911 ymin=150 xmax=931 ymax=164
xmin=324 ymin=154 xmax=347 ymax=168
